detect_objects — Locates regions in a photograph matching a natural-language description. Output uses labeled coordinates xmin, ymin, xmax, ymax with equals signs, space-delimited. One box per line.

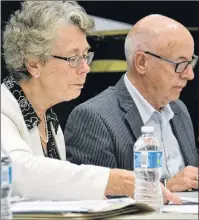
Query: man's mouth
xmin=173 ymin=86 xmax=184 ymax=91
xmin=72 ymin=84 xmax=84 ymax=88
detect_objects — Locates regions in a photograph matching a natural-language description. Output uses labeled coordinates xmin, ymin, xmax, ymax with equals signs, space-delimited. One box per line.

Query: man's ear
xmin=24 ymin=56 xmax=41 ymax=78
xmin=134 ymin=51 xmax=148 ymax=75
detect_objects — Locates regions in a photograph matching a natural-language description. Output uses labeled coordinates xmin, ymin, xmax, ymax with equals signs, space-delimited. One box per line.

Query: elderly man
xmin=65 ymin=14 xmax=199 ymax=192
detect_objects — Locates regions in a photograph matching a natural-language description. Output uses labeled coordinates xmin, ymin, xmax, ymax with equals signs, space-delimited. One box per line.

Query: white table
xmin=107 ymin=191 xmax=198 ymax=219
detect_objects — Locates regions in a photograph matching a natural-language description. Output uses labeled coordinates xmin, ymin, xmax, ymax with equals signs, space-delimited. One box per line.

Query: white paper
xmin=11 ymin=198 xmax=136 ymax=213
xmin=163 ymin=205 xmax=198 ymax=214
xmin=164 ymin=193 xmax=198 ymax=214
xmin=181 ymin=197 xmax=198 ymax=204
xmin=169 ymin=195 xmax=198 ymax=205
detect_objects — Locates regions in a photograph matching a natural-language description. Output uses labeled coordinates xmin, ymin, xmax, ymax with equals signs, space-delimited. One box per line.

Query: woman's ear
xmin=24 ymin=56 xmax=41 ymax=78
xmin=134 ymin=51 xmax=148 ymax=75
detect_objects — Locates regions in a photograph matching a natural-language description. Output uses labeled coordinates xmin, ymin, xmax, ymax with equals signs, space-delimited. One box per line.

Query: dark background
xmin=1 ymin=1 xmax=199 ymax=146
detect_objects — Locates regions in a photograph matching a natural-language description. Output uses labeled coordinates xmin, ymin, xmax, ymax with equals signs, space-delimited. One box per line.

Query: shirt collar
xmin=3 ymin=74 xmax=59 ymax=133
xmin=124 ymin=73 xmax=174 ymax=125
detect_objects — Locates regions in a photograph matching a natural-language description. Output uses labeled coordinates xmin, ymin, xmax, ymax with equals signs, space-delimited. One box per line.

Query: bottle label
xmin=1 ymin=166 xmax=12 ymax=185
xmin=134 ymin=151 xmax=162 ymax=168
xmin=9 ymin=166 xmax=12 ymax=184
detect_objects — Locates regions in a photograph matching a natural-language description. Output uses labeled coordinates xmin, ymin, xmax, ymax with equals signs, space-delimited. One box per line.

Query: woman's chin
xmin=64 ymin=90 xmax=82 ymax=101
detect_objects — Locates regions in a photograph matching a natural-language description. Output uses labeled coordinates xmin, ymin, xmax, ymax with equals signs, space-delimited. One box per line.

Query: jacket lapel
xmin=115 ymin=75 xmax=144 ymax=140
xmin=170 ymin=102 xmax=197 ymax=166
xmin=115 ymin=76 xmax=197 ymax=166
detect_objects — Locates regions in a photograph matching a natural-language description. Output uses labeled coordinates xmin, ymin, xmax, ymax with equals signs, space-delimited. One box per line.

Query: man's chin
xmin=170 ymin=93 xmax=180 ymax=102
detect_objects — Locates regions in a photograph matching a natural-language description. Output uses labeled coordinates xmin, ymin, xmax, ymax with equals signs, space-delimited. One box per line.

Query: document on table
xmin=163 ymin=193 xmax=198 ymax=214
xmin=163 ymin=205 xmax=198 ymax=214
xmin=11 ymin=197 xmax=154 ymax=219
xmin=12 ymin=198 xmax=136 ymax=213
xmin=169 ymin=193 xmax=198 ymax=205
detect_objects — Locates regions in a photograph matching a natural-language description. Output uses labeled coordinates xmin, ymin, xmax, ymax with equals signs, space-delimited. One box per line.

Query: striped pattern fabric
xmin=64 ymin=75 xmax=198 ymax=170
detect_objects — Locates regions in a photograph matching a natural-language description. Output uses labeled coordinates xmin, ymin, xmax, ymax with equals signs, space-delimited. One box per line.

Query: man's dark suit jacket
xmin=64 ymin=75 xmax=198 ymax=171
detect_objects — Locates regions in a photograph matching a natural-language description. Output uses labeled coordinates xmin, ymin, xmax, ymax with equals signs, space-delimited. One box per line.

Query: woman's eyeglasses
xmin=51 ymin=52 xmax=94 ymax=68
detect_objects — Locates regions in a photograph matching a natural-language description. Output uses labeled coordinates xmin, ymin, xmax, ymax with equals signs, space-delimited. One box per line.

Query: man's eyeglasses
xmin=51 ymin=52 xmax=94 ymax=68
xmin=143 ymin=51 xmax=198 ymax=73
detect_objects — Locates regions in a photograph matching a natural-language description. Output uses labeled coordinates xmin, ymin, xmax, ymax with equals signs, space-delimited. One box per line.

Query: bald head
xmin=125 ymin=14 xmax=194 ymax=68
xmin=133 ymin=14 xmax=186 ymax=34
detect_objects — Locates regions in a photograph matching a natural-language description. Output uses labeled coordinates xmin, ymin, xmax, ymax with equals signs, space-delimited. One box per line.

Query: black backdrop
xmin=1 ymin=1 xmax=199 ymax=146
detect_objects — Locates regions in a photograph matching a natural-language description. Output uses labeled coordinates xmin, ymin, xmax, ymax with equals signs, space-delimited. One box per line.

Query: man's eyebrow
xmin=177 ymin=55 xmax=194 ymax=61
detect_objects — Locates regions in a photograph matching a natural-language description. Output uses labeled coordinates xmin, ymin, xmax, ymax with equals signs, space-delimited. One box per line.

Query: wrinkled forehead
xmin=156 ymin=29 xmax=194 ymax=59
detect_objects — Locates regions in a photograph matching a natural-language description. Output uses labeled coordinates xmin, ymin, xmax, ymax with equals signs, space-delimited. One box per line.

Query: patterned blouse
xmin=3 ymin=74 xmax=60 ymax=160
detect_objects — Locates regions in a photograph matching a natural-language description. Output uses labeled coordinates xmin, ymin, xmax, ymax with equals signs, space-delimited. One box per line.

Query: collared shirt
xmin=3 ymin=74 xmax=60 ymax=160
xmin=124 ymin=74 xmax=185 ymax=178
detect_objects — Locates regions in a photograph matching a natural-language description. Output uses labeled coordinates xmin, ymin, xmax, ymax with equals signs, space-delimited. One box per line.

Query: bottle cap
xmin=141 ymin=126 xmax=154 ymax=133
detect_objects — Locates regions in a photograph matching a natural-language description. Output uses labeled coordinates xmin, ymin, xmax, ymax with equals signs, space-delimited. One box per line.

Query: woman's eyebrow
xmin=67 ymin=45 xmax=91 ymax=54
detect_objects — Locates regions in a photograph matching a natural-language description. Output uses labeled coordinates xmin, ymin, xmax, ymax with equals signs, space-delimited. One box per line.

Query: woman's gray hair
xmin=3 ymin=1 xmax=94 ymax=80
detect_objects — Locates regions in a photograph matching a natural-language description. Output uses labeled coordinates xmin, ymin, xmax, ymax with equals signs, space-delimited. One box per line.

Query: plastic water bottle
xmin=1 ymin=147 xmax=13 ymax=219
xmin=133 ymin=126 xmax=163 ymax=212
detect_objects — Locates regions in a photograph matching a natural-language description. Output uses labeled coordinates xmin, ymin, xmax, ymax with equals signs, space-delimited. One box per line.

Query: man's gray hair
xmin=3 ymin=1 xmax=94 ymax=80
xmin=124 ymin=33 xmax=135 ymax=69
xmin=124 ymin=30 xmax=157 ymax=70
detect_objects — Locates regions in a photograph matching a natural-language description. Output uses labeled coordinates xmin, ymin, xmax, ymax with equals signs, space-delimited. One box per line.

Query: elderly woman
xmin=1 ymin=1 xmax=180 ymax=203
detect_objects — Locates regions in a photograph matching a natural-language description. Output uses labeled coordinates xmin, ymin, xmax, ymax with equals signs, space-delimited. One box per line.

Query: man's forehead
xmin=156 ymin=30 xmax=194 ymax=58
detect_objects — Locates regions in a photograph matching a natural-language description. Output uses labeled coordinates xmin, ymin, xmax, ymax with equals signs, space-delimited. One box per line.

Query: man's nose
xmin=181 ymin=65 xmax=195 ymax=81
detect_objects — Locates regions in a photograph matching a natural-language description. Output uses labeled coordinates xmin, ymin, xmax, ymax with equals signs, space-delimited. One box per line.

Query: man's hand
xmin=105 ymin=169 xmax=135 ymax=197
xmin=160 ymin=183 xmax=182 ymax=205
xmin=105 ymin=169 xmax=182 ymax=205
xmin=166 ymin=166 xmax=199 ymax=192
